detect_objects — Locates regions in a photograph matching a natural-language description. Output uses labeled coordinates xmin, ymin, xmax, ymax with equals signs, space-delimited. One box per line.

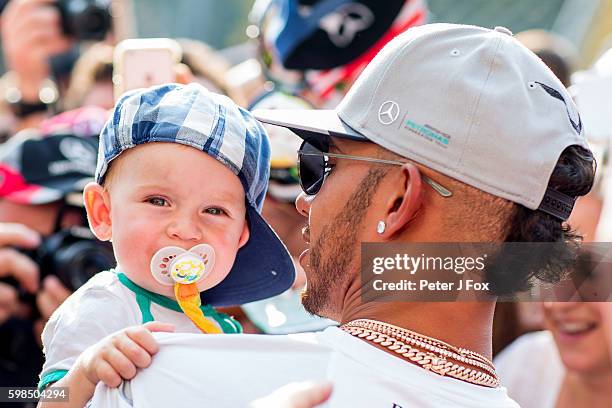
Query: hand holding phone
xmin=113 ymin=38 xmax=182 ymax=99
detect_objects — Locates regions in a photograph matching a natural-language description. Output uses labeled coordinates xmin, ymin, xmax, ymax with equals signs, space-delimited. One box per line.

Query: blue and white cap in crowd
xmin=97 ymin=82 xmax=295 ymax=306
xmin=258 ymin=0 xmax=420 ymax=70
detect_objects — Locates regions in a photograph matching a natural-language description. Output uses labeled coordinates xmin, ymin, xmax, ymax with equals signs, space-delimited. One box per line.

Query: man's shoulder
xmin=495 ymin=330 xmax=558 ymax=369
xmin=504 ymin=330 xmax=554 ymax=349
xmin=494 ymin=330 xmax=563 ymax=404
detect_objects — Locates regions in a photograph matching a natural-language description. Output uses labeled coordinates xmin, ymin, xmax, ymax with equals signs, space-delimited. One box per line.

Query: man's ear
xmin=237 ymin=218 xmax=250 ymax=249
xmin=83 ymin=182 xmax=112 ymax=241
xmin=380 ymin=163 xmax=423 ymax=238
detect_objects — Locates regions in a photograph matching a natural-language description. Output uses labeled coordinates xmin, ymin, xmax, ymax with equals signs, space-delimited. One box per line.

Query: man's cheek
xmin=310 ymin=197 xmax=331 ymax=231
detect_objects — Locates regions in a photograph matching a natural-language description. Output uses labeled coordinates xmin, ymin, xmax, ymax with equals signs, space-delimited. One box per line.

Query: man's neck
xmin=340 ymin=301 xmax=496 ymax=360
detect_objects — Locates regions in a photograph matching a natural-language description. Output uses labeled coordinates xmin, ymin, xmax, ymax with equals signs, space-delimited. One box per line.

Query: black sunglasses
xmin=297 ymin=140 xmax=453 ymax=197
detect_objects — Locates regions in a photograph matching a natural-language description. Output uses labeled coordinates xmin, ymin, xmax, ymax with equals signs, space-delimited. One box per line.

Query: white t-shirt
xmin=494 ymin=331 xmax=564 ymax=408
xmin=91 ymin=327 xmax=519 ymax=408
xmin=40 ymin=270 xmax=240 ymax=389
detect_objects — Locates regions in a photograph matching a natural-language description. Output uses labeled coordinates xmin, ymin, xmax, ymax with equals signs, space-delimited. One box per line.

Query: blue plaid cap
xmin=97 ymin=83 xmax=295 ymax=306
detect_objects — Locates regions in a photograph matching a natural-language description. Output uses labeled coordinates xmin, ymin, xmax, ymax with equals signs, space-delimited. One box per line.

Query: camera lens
xmin=53 ymin=240 xmax=115 ymax=290
xmin=58 ymin=0 xmax=112 ymax=41
xmin=80 ymin=9 xmax=110 ymax=39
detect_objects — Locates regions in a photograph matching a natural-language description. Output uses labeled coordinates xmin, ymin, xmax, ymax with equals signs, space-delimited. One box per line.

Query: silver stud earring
xmin=377 ymin=221 xmax=386 ymax=234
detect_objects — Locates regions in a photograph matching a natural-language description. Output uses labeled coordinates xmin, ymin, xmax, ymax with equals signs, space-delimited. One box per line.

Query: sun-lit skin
xmin=295 ymin=137 xmax=496 ymax=358
xmin=0 ymin=200 xmax=71 ymax=236
xmin=544 ymin=303 xmax=611 ymax=373
xmin=84 ymin=142 xmax=250 ymax=298
xmin=543 ymin=302 xmax=612 ymax=407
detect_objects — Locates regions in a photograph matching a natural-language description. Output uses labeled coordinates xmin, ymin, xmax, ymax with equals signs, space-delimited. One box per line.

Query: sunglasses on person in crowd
xmin=297 ymin=140 xmax=453 ymax=197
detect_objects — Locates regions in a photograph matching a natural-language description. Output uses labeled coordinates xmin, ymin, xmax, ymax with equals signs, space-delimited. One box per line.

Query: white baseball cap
xmin=255 ymin=23 xmax=590 ymax=220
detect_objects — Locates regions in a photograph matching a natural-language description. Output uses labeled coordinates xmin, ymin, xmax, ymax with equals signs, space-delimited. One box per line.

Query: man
xmin=89 ymin=24 xmax=594 ymax=407
xmin=245 ymin=0 xmax=427 ymax=335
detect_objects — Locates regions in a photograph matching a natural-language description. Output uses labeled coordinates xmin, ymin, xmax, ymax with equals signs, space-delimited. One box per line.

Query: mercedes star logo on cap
xmin=319 ymin=3 xmax=374 ymax=48
xmin=378 ymin=101 xmax=400 ymax=125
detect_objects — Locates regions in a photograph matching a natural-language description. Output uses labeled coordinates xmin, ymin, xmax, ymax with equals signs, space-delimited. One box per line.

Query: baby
xmin=38 ymin=83 xmax=295 ymax=407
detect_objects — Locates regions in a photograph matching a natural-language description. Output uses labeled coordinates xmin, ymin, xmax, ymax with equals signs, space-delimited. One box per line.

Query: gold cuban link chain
xmin=349 ymin=319 xmax=496 ymax=369
xmin=341 ymin=319 xmax=500 ymax=388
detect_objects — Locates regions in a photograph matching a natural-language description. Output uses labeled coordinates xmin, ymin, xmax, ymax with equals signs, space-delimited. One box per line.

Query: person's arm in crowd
xmin=250 ymin=381 xmax=333 ymax=408
xmin=0 ymin=222 xmax=41 ymax=323
xmin=1 ymin=0 xmax=72 ymax=99
xmin=0 ymin=222 xmax=72 ymax=341
xmin=38 ymin=322 xmax=175 ymax=408
xmin=0 ymin=0 xmax=73 ymax=129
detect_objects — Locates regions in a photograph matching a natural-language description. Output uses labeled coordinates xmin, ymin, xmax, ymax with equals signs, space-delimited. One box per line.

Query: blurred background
xmin=2 ymin=0 xmax=611 ymax=69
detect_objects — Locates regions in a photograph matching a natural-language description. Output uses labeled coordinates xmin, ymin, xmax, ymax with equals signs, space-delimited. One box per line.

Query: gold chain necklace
xmin=341 ymin=319 xmax=500 ymax=388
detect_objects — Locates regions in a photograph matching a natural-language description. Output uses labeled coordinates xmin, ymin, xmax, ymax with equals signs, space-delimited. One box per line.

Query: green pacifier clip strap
xmin=118 ymin=272 xmax=241 ymax=332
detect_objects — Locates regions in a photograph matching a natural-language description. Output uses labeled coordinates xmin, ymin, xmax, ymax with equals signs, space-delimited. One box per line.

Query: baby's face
xmin=105 ymin=143 xmax=249 ymax=297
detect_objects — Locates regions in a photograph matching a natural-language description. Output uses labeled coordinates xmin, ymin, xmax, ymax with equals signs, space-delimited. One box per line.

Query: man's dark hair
xmin=488 ymin=145 xmax=596 ymax=294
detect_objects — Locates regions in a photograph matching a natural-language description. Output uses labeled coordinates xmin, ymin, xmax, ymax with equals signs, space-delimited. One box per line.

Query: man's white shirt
xmin=91 ymin=327 xmax=519 ymax=407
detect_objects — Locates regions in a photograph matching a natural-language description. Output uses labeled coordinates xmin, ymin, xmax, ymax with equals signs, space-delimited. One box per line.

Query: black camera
xmin=23 ymin=226 xmax=115 ymax=291
xmin=56 ymin=0 xmax=112 ymax=41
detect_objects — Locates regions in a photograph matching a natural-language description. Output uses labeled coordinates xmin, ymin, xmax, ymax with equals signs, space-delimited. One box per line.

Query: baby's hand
xmin=75 ymin=321 xmax=175 ymax=388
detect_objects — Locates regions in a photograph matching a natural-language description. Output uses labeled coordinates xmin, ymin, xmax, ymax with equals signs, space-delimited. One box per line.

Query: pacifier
xmin=150 ymin=244 xmax=215 ymax=288
xmin=150 ymin=244 xmax=221 ymax=334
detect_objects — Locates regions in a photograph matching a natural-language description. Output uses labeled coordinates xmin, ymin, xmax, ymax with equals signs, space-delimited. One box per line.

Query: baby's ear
xmin=238 ymin=217 xmax=250 ymax=249
xmin=83 ymin=182 xmax=112 ymax=241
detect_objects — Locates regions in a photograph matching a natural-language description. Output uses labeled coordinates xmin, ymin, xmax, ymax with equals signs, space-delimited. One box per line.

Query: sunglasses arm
xmin=298 ymin=151 xmax=453 ymax=197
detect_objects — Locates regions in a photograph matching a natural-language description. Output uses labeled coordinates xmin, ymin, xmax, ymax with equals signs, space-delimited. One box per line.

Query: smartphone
xmin=113 ymin=38 xmax=182 ymax=99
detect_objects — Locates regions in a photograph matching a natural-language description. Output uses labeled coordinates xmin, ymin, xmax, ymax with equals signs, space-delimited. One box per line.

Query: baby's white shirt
xmin=39 ymin=270 xmax=239 ymax=388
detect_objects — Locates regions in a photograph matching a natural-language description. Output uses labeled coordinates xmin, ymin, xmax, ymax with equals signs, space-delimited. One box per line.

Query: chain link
xmin=341 ymin=319 xmax=500 ymax=388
